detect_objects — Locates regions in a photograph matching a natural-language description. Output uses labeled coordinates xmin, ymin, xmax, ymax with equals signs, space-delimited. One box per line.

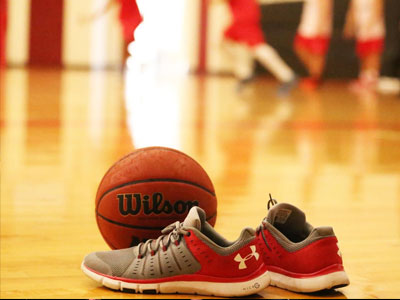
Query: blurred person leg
xmin=224 ymin=0 xmax=297 ymax=95
xmin=345 ymin=0 xmax=385 ymax=92
xmin=252 ymin=44 xmax=296 ymax=83
xmin=223 ymin=40 xmax=255 ymax=91
xmin=294 ymin=0 xmax=333 ymax=90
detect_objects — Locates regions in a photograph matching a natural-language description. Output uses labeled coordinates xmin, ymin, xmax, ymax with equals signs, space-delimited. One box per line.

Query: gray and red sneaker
xmin=255 ymin=195 xmax=350 ymax=293
xmin=81 ymin=206 xmax=270 ymax=297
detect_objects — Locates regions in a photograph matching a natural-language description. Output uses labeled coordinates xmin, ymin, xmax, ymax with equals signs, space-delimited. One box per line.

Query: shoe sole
xmin=269 ymin=270 xmax=350 ymax=293
xmin=81 ymin=262 xmax=270 ymax=297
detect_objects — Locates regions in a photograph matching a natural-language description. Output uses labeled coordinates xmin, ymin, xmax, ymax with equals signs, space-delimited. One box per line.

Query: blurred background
xmin=1 ymin=0 xmax=399 ymax=75
xmin=1 ymin=0 xmax=400 ymax=298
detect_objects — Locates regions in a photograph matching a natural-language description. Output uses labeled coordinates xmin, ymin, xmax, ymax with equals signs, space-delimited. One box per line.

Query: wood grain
xmin=1 ymin=68 xmax=400 ymax=299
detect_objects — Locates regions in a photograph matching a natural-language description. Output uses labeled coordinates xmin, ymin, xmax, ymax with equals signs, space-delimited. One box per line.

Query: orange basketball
xmin=95 ymin=146 xmax=217 ymax=249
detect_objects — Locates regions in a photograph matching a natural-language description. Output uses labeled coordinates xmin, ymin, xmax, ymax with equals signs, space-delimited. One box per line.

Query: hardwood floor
xmin=1 ymin=68 xmax=400 ymax=298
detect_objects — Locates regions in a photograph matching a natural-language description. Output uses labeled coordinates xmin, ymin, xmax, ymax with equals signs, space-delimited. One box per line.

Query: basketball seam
xmin=96 ymin=178 xmax=216 ymax=210
xmin=97 ymin=211 xmax=217 ymax=230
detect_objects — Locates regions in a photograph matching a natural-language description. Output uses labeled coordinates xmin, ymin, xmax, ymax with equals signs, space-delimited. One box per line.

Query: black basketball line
xmin=97 ymin=211 xmax=217 ymax=230
xmin=96 ymin=178 xmax=216 ymax=210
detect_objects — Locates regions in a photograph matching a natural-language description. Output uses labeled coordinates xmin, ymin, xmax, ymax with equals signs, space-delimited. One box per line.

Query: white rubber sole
xmin=269 ymin=270 xmax=350 ymax=293
xmin=81 ymin=263 xmax=270 ymax=297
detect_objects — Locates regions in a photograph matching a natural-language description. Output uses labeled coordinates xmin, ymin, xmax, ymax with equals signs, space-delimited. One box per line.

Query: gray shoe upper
xmin=84 ymin=206 xmax=256 ymax=279
xmin=84 ymin=238 xmax=201 ymax=279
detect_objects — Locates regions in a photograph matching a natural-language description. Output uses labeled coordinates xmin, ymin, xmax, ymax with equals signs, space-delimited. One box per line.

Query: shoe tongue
xmin=183 ymin=206 xmax=205 ymax=231
xmin=267 ymin=203 xmax=307 ymax=239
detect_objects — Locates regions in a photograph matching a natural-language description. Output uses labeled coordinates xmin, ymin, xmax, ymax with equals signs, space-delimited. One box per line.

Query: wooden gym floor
xmin=1 ymin=67 xmax=400 ymax=299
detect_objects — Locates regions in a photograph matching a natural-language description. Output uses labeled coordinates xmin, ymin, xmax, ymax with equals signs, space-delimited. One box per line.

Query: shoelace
xmin=134 ymin=221 xmax=190 ymax=258
xmin=267 ymin=193 xmax=278 ymax=210
xmin=257 ymin=194 xmax=278 ymax=233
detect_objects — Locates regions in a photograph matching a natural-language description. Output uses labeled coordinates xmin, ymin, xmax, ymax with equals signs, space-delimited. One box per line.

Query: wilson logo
xmin=234 ymin=245 xmax=260 ymax=270
xmin=117 ymin=193 xmax=199 ymax=216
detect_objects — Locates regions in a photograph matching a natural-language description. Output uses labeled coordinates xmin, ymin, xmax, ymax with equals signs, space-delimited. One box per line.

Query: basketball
xmin=95 ymin=146 xmax=217 ymax=249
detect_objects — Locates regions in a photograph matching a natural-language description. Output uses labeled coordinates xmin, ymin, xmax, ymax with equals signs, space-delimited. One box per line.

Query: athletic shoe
xmin=299 ymin=77 xmax=321 ymax=91
xmin=349 ymin=70 xmax=379 ymax=93
xmin=277 ymin=75 xmax=299 ymax=97
xmin=377 ymin=76 xmax=400 ymax=95
xmin=236 ymin=74 xmax=256 ymax=93
xmin=255 ymin=195 xmax=350 ymax=293
xmin=81 ymin=206 xmax=270 ymax=297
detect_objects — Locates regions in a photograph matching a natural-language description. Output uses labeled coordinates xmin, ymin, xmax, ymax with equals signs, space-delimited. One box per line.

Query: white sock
xmin=252 ymin=44 xmax=295 ymax=82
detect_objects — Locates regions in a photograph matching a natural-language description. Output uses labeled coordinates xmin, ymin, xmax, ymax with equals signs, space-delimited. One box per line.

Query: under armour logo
xmin=234 ymin=245 xmax=260 ymax=269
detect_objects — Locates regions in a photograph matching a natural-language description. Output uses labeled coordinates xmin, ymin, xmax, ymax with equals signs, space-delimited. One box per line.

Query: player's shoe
xmin=277 ymin=75 xmax=299 ymax=97
xmin=236 ymin=74 xmax=256 ymax=93
xmin=81 ymin=206 xmax=270 ymax=297
xmin=349 ymin=70 xmax=378 ymax=93
xmin=378 ymin=76 xmax=400 ymax=95
xmin=299 ymin=77 xmax=321 ymax=91
xmin=255 ymin=195 xmax=350 ymax=293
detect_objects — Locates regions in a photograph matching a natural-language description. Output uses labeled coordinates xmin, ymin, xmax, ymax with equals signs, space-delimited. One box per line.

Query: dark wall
xmin=258 ymin=0 xmax=400 ymax=79
xmin=381 ymin=0 xmax=400 ymax=78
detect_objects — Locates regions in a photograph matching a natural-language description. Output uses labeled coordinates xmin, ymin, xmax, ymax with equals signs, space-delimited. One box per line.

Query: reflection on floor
xmin=1 ymin=68 xmax=399 ymax=298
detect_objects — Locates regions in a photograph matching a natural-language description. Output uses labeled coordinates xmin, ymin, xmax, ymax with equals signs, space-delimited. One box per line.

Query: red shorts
xmin=294 ymin=33 xmax=330 ymax=55
xmin=224 ymin=23 xmax=265 ymax=47
xmin=356 ymin=38 xmax=384 ymax=58
xmin=119 ymin=0 xmax=142 ymax=43
xmin=225 ymin=0 xmax=265 ymax=47
xmin=120 ymin=18 xmax=142 ymax=43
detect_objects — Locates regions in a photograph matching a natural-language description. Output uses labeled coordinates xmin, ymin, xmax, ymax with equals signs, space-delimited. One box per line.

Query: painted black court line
xmin=97 ymin=178 xmax=216 ymax=209
xmin=97 ymin=211 xmax=217 ymax=230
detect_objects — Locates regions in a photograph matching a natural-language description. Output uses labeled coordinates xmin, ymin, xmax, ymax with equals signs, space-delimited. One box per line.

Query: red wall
xmin=0 ymin=0 xmax=6 ymax=67
xmin=29 ymin=0 xmax=64 ymax=66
